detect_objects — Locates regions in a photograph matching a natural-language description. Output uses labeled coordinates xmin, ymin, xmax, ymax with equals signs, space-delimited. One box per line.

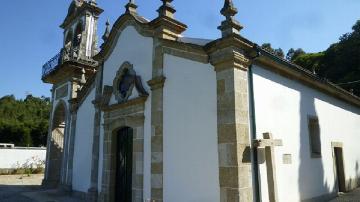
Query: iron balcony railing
xmin=42 ymin=51 xmax=62 ymax=78
xmin=42 ymin=46 xmax=97 ymax=79
xmin=42 ymin=47 xmax=83 ymax=78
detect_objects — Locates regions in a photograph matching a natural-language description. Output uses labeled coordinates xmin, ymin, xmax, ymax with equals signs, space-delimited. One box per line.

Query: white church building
xmin=41 ymin=0 xmax=360 ymax=201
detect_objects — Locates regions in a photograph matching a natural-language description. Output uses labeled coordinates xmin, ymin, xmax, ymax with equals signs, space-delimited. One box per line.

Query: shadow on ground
xmin=0 ymin=185 xmax=83 ymax=202
xmin=0 ymin=185 xmax=42 ymax=202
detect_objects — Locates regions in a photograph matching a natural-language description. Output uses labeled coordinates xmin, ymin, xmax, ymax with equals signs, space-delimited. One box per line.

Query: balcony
xmin=42 ymin=51 xmax=62 ymax=79
xmin=42 ymin=47 xmax=97 ymax=81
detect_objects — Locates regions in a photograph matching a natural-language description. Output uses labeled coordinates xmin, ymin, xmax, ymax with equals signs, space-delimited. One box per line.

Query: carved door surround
xmin=98 ymin=62 xmax=149 ymax=202
xmin=99 ymin=96 xmax=147 ymax=202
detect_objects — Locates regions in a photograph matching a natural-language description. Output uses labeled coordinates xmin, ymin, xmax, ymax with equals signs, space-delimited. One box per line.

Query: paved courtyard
xmin=0 ymin=174 xmax=82 ymax=202
xmin=0 ymin=174 xmax=42 ymax=202
xmin=1 ymin=174 xmax=360 ymax=201
xmin=329 ymin=189 xmax=360 ymax=202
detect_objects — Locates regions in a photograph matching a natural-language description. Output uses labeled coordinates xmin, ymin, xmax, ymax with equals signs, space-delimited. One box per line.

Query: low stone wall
xmin=0 ymin=147 xmax=46 ymax=175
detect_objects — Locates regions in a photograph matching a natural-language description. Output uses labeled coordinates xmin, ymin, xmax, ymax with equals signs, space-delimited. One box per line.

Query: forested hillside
xmin=262 ymin=20 xmax=360 ymax=96
xmin=0 ymin=95 xmax=50 ymax=147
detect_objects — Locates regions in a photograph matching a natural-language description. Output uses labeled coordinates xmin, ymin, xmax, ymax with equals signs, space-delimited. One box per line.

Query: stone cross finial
xmin=125 ymin=0 xmax=137 ymax=15
xmin=221 ymin=0 xmax=237 ymax=19
xmin=102 ymin=20 xmax=111 ymax=42
xmin=157 ymin=0 xmax=176 ymax=18
xmin=218 ymin=0 xmax=243 ymax=37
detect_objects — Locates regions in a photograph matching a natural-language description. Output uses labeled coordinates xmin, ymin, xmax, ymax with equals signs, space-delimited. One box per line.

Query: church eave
xmin=204 ymin=34 xmax=255 ymax=55
xmin=254 ymin=48 xmax=360 ymax=108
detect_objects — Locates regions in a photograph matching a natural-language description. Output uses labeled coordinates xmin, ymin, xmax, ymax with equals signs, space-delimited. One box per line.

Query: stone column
xmin=63 ymin=99 xmax=78 ymax=191
xmin=209 ymin=40 xmax=254 ymax=202
xmin=148 ymin=75 xmax=166 ymax=202
xmin=60 ymin=103 xmax=73 ymax=191
xmin=148 ymin=39 xmax=166 ymax=202
xmin=42 ymin=87 xmax=55 ymax=186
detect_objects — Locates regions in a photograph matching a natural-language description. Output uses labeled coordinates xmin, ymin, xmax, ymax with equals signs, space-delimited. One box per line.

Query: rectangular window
xmin=308 ymin=116 xmax=321 ymax=158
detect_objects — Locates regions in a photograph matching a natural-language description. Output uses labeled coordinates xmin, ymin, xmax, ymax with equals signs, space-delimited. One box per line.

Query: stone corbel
xmin=147 ymin=76 xmax=166 ymax=90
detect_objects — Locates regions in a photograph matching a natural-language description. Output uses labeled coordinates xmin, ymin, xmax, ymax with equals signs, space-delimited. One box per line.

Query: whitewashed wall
xmin=72 ymin=88 xmax=96 ymax=192
xmin=0 ymin=148 xmax=46 ymax=169
xmin=163 ymin=54 xmax=220 ymax=202
xmin=252 ymin=65 xmax=360 ymax=202
xmin=100 ymin=26 xmax=153 ymax=198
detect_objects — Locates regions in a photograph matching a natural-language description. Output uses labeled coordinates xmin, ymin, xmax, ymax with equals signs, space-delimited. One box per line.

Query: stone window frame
xmin=307 ymin=115 xmax=322 ymax=158
xmin=100 ymin=97 xmax=147 ymax=202
xmin=55 ymin=84 xmax=69 ymax=100
xmin=113 ymin=62 xmax=136 ymax=103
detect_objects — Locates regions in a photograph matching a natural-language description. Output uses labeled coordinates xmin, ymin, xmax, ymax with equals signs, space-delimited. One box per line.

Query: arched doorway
xmin=47 ymin=101 xmax=66 ymax=187
xmin=115 ymin=127 xmax=133 ymax=202
xmin=100 ymin=104 xmax=146 ymax=201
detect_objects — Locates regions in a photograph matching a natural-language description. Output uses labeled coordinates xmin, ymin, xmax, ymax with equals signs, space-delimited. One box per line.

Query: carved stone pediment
xmin=113 ymin=62 xmax=148 ymax=103
xmin=96 ymin=62 xmax=148 ymax=111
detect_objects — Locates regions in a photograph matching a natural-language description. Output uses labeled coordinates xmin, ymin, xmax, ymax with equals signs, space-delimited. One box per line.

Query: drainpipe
xmin=248 ymin=46 xmax=261 ymax=202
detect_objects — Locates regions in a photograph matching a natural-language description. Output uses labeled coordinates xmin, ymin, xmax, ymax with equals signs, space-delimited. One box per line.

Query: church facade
xmin=41 ymin=0 xmax=360 ymax=202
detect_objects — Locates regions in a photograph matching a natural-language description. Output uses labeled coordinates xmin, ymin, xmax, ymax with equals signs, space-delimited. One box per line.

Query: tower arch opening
xmin=46 ymin=101 xmax=67 ymax=187
xmin=65 ymin=30 xmax=73 ymax=47
xmin=73 ymin=22 xmax=83 ymax=48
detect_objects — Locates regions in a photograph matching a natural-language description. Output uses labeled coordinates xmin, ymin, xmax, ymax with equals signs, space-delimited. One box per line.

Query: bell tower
xmin=41 ymin=0 xmax=103 ymax=189
xmin=61 ymin=0 xmax=102 ymax=60
xmin=42 ymin=0 xmax=103 ymax=86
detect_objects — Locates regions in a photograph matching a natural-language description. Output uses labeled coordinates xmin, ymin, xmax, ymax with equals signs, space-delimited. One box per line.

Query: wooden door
xmin=115 ymin=127 xmax=133 ymax=202
xmin=334 ymin=147 xmax=346 ymax=193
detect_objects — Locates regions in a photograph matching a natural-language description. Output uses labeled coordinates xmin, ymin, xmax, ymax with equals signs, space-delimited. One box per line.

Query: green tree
xmin=286 ymin=20 xmax=360 ymax=95
xmin=286 ymin=48 xmax=306 ymax=62
xmin=293 ymin=52 xmax=325 ymax=74
xmin=261 ymin=43 xmax=285 ymax=58
xmin=0 ymin=95 xmax=50 ymax=147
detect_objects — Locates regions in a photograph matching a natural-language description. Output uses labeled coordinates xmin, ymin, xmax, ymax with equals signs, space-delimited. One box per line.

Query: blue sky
xmin=0 ymin=0 xmax=359 ymax=99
